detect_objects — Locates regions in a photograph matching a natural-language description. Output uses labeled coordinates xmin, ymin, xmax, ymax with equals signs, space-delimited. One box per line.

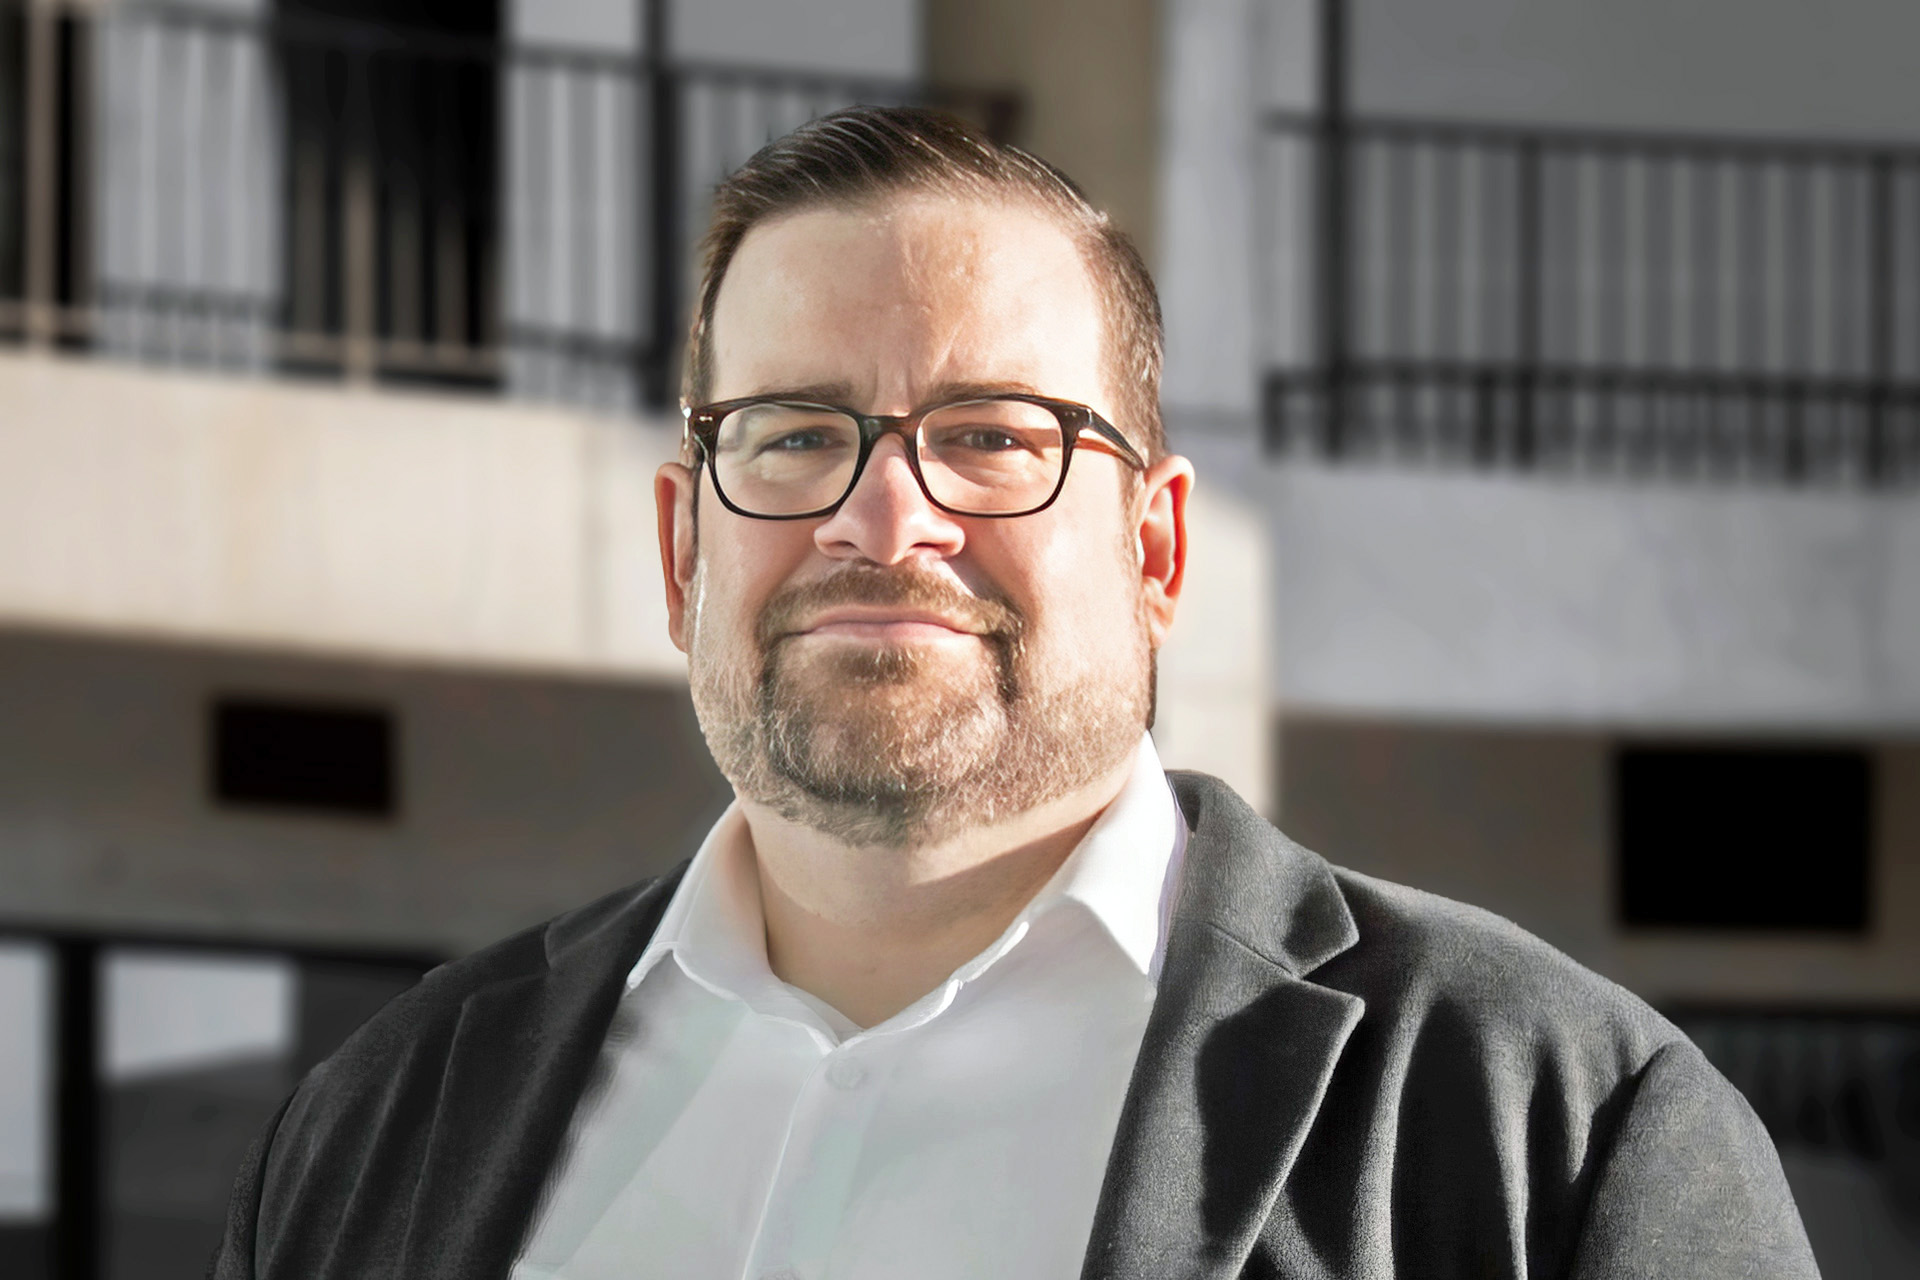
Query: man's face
xmin=657 ymin=193 xmax=1189 ymax=846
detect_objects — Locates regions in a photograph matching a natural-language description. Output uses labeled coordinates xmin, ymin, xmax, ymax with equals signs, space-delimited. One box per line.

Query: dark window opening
xmin=1615 ymin=745 xmax=1872 ymax=932
xmin=211 ymin=697 xmax=397 ymax=818
xmin=276 ymin=0 xmax=502 ymax=388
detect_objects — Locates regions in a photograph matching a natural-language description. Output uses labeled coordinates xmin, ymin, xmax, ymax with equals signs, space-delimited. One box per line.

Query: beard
xmin=689 ymin=560 xmax=1153 ymax=848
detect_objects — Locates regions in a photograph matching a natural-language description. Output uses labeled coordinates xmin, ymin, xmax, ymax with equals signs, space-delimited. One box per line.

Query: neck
xmin=742 ymin=752 xmax=1138 ymax=1028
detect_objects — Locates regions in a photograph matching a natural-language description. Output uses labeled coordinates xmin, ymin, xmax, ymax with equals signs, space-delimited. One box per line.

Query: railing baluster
xmin=1867 ymin=155 xmax=1892 ymax=485
xmin=340 ymin=46 xmax=375 ymax=382
xmin=23 ymin=0 xmax=58 ymax=347
xmin=1263 ymin=371 xmax=1289 ymax=455
xmin=1472 ymin=369 xmax=1495 ymax=466
xmin=644 ymin=0 xmax=680 ymax=406
xmin=1516 ymin=137 xmax=1541 ymax=468
xmin=1784 ymin=382 xmax=1807 ymax=484
xmin=389 ymin=65 xmax=422 ymax=351
xmin=60 ymin=4 xmax=91 ymax=341
xmin=1316 ymin=0 xmax=1349 ymax=460
xmin=289 ymin=45 xmax=327 ymax=347
xmin=573 ymin=64 xmax=594 ymax=370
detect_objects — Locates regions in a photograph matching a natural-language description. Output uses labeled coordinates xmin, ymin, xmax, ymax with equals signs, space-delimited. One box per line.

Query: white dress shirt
xmin=511 ymin=733 xmax=1187 ymax=1280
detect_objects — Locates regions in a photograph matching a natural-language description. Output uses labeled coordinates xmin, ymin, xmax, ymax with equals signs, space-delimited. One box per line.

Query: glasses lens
xmin=918 ymin=399 xmax=1065 ymax=514
xmin=712 ymin=402 xmax=862 ymax=515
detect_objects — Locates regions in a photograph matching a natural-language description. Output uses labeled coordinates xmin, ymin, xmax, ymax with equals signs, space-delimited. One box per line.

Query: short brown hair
xmin=683 ymin=105 xmax=1164 ymax=461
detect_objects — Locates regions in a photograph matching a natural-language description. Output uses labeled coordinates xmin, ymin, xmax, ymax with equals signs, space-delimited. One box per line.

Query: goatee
xmin=690 ymin=562 xmax=1150 ymax=848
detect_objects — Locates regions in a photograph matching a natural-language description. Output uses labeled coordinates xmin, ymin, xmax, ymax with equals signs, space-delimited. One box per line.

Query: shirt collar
xmin=1023 ymin=730 xmax=1185 ymax=980
xmin=625 ymin=731 xmax=1187 ymax=1013
xmin=624 ymin=801 xmax=766 ymax=998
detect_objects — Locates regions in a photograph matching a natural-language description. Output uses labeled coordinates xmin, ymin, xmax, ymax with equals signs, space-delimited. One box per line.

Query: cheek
xmin=1010 ymin=519 xmax=1143 ymax=660
xmin=688 ymin=521 xmax=812 ymax=649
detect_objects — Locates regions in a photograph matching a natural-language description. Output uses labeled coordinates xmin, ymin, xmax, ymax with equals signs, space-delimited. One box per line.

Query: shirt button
xmin=826 ymin=1057 xmax=867 ymax=1090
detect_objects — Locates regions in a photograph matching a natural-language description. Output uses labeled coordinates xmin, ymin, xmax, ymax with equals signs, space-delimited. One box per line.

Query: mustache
xmin=755 ymin=564 xmax=1022 ymax=649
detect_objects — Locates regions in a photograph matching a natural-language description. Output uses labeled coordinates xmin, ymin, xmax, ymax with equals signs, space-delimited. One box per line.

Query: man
xmin=213 ymin=108 xmax=1816 ymax=1279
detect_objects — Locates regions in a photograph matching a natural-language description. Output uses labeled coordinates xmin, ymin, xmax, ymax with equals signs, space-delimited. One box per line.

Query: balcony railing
xmin=0 ymin=0 xmax=1017 ymax=411
xmin=1260 ymin=110 xmax=1920 ymax=488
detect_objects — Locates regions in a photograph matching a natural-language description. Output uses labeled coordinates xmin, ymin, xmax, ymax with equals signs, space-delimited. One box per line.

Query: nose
xmin=811 ymin=434 xmax=966 ymax=565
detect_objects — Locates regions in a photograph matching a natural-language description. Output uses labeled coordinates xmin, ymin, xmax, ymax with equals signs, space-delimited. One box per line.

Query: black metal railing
xmin=1260 ymin=110 xmax=1920 ymax=487
xmin=0 ymin=0 xmax=1017 ymax=411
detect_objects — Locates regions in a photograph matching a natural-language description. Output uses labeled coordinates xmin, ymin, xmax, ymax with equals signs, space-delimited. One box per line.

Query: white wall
xmin=676 ymin=0 xmax=917 ymax=76
xmin=1272 ymin=464 xmax=1920 ymax=728
xmin=1354 ymin=0 xmax=1920 ymax=140
xmin=513 ymin=0 xmax=917 ymax=75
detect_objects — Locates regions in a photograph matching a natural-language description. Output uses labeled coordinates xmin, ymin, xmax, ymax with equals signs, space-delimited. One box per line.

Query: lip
xmin=789 ymin=607 xmax=983 ymax=642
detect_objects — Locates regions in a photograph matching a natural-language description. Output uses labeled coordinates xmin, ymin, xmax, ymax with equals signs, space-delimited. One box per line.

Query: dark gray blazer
xmin=211 ymin=772 xmax=1819 ymax=1279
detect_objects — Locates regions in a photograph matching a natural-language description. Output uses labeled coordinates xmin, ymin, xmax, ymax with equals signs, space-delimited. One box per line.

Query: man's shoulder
xmin=318 ymin=867 xmax=687 ymax=1074
xmin=272 ymin=866 xmax=687 ymax=1156
xmin=1163 ymin=780 xmax=1810 ymax=1276
xmin=231 ymin=866 xmax=691 ymax=1275
xmin=1170 ymin=769 xmax=1684 ymax=1070
xmin=1324 ymin=864 xmax=1679 ymax=1059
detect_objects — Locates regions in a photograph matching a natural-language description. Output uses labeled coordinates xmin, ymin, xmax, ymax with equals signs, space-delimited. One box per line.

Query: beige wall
xmin=0 ymin=628 xmax=728 ymax=957
xmin=926 ymin=0 xmax=1161 ymax=263
xmin=1277 ymin=717 xmax=1920 ymax=1006
xmin=0 ymin=351 xmax=686 ymax=681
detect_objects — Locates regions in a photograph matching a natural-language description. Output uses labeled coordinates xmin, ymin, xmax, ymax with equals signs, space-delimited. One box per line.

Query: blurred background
xmin=0 ymin=0 xmax=1915 ymax=1275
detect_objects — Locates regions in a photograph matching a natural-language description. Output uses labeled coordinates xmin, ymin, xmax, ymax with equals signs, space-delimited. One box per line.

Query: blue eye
xmin=766 ymin=429 xmax=836 ymax=452
xmin=954 ymin=428 xmax=1020 ymax=451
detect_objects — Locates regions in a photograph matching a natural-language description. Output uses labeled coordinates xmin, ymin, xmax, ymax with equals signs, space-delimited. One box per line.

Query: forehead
xmin=707 ymin=193 xmax=1108 ymax=412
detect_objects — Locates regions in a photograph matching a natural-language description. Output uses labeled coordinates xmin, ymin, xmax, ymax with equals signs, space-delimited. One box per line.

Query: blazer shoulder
xmin=299 ymin=864 xmax=688 ymax=1096
xmin=242 ymin=866 xmax=689 ymax=1275
xmin=262 ymin=869 xmax=682 ymax=1167
xmin=1167 ymin=768 xmax=1672 ymax=1062
xmin=1322 ymin=864 xmax=1682 ymax=1072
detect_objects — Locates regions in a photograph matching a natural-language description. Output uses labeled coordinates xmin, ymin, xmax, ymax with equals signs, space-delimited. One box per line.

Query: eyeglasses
xmin=682 ymin=394 xmax=1147 ymax=520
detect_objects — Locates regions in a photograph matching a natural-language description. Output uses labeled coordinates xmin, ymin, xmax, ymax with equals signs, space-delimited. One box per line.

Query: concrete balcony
xmin=0 ymin=349 xmax=685 ymax=680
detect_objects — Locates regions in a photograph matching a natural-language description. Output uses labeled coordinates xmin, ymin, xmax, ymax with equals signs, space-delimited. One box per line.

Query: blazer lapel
xmin=1082 ymin=773 xmax=1366 ymax=1280
xmin=392 ymin=867 xmax=687 ymax=1280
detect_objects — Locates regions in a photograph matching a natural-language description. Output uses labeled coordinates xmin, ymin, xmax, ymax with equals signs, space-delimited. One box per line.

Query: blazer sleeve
xmin=206 ymin=1091 xmax=296 ymax=1280
xmin=1568 ymin=1039 xmax=1821 ymax=1279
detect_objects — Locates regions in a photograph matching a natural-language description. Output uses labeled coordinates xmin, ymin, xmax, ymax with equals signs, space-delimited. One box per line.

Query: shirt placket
xmin=740 ymin=1028 xmax=890 ymax=1280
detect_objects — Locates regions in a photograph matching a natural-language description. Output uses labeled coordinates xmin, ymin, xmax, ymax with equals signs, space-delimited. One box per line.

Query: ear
xmin=1135 ymin=454 xmax=1193 ymax=649
xmin=655 ymin=461 xmax=700 ymax=653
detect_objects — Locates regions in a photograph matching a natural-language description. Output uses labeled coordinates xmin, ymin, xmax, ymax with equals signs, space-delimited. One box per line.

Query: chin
xmin=692 ymin=615 xmax=1151 ymax=850
xmin=783 ymin=634 xmax=997 ymax=691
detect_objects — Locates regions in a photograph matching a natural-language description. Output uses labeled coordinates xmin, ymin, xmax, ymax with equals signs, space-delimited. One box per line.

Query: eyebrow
xmin=741 ymin=378 xmax=1050 ymax=408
